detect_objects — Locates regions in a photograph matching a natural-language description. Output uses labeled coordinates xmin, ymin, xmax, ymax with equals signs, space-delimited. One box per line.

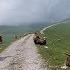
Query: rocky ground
xmin=0 ymin=34 xmax=47 ymax=70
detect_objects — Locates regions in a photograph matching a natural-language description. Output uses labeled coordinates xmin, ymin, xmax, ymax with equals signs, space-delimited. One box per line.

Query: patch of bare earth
xmin=0 ymin=34 xmax=47 ymax=70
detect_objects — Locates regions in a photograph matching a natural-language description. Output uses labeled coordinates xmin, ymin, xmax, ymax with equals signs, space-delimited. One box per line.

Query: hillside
xmin=0 ymin=23 xmax=50 ymax=53
xmin=0 ymin=25 xmax=33 ymax=52
xmin=38 ymin=21 xmax=70 ymax=69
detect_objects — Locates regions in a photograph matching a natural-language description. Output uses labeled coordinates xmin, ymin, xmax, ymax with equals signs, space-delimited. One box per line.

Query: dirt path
xmin=0 ymin=34 xmax=47 ymax=70
xmin=40 ymin=23 xmax=61 ymax=34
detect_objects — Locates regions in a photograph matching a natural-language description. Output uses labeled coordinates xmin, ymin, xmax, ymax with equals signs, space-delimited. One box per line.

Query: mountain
xmin=47 ymin=0 xmax=70 ymax=23
xmin=37 ymin=19 xmax=70 ymax=69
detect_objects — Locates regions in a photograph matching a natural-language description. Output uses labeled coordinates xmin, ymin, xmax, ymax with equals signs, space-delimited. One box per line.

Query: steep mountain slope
xmin=48 ymin=0 xmax=70 ymax=23
xmin=38 ymin=20 xmax=70 ymax=69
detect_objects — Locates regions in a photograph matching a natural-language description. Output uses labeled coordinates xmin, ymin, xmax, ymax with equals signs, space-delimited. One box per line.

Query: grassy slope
xmin=0 ymin=25 xmax=36 ymax=52
xmin=0 ymin=26 xmax=27 ymax=52
xmin=0 ymin=23 xmax=49 ymax=53
xmin=38 ymin=21 xmax=70 ymax=68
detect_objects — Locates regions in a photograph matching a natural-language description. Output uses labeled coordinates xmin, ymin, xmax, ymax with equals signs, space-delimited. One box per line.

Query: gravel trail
xmin=0 ymin=34 xmax=47 ymax=70
xmin=40 ymin=23 xmax=61 ymax=34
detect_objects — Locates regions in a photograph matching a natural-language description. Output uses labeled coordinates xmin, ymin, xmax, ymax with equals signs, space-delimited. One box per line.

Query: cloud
xmin=48 ymin=0 xmax=70 ymax=22
xmin=0 ymin=0 xmax=69 ymax=25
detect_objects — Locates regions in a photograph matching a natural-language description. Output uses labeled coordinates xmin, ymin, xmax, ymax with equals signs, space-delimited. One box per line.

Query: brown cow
xmin=0 ymin=36 xmax=2 ymax=43
xmin=66 ymin=54 xmax=70 ymax=67
xmin=34 ymin=34 xmax=46 ymax=45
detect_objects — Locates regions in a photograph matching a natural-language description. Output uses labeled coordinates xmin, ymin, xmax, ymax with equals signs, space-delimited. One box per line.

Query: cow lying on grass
xmin=33 ymin=35 xmax=46 ymax=45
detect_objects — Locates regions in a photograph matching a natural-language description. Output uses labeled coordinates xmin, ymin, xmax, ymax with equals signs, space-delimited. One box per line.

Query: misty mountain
xmin=48 ymin=0 xmax=70 ymax=23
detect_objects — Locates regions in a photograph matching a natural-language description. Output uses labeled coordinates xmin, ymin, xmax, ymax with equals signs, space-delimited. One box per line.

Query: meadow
xmin=0 ymin=23 xmax=48 ymax=53
xmin=37 ymin=21 xmax=70 ymax=69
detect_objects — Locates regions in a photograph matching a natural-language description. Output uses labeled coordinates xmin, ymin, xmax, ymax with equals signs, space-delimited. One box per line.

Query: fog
xmin=0 ymin=0 xmax=70 ymax=25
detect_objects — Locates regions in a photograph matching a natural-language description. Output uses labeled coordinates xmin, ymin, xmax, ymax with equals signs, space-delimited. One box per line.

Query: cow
xmin=34 ymin=36 xmax=40 ymax=44
xmin=66 ymin=54 xmax=70 ymax=67
xmin=39 ymin=39 xmax=46 ymax=45
xmin=0 ymin=36 xmax=3 ymax=44
xmin=33 ymin=35 xmax=46 ymax=45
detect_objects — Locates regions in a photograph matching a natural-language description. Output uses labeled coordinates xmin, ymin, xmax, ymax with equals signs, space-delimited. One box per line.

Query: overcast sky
xmin=0 ymin=0 xmax=70 ymax=25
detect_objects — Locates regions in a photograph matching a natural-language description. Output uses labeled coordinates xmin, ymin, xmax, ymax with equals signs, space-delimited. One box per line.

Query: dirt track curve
xmin=0 ymin=34 xmax=47 ymax=70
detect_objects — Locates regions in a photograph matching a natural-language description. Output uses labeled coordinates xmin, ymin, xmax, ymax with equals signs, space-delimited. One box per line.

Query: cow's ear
xmin=66 ymin=53 xmax=68 ymax=55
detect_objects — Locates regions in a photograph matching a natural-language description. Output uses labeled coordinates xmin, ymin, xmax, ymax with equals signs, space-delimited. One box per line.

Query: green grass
xmin=0 ymin=24 xmax=44 ymax=53
xmin=0 ymin=23 xmax=48 ymax=53
xmin=0 ymin=27 xmax=25 ymax=53
xmin=37 ymin=21 xmax=70 ymax=69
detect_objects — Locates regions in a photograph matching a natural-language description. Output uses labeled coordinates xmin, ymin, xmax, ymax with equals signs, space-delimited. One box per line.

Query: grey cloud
xmin=0 ymin=0 xmax=70 ymax=25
